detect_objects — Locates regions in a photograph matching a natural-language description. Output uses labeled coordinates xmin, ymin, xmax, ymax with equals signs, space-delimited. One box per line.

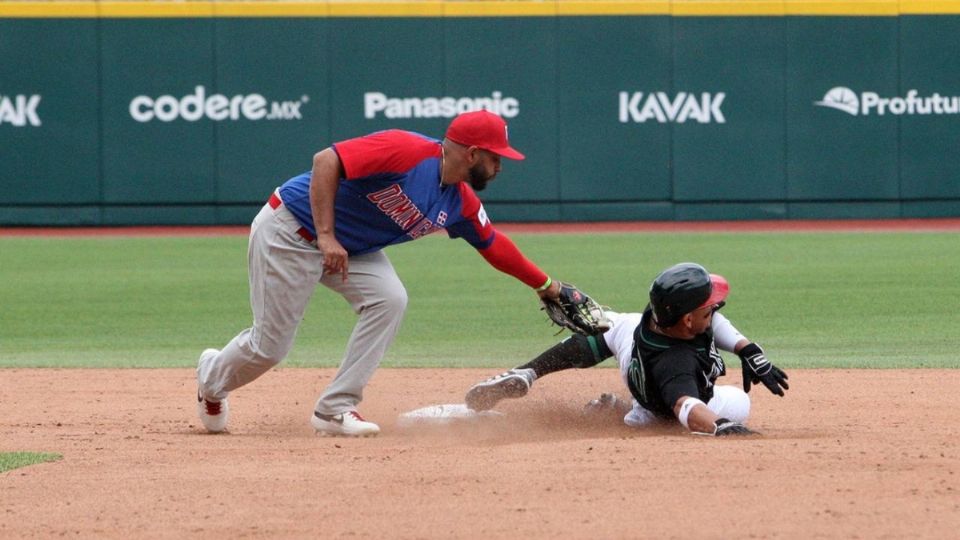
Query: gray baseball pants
xmin=197 ymin=195 xmax=407 ymax=416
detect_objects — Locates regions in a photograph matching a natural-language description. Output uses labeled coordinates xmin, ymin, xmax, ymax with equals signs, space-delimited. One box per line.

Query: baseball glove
xmin=541 ymin=282 xmax=611 ymax=336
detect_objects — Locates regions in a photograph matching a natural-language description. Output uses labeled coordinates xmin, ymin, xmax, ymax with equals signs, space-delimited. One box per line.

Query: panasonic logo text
xmin=364 ymin=91 xmax=519 ymax=120
xmin=0 ymin=94 xmax=42 ymax=127
xmin=129 ymin=86 xmax=308 ymax=122
xmin=619 ymin=92 xmax=726 ymax=124
xmin=815 ymin=86 xmax=960 ymax=116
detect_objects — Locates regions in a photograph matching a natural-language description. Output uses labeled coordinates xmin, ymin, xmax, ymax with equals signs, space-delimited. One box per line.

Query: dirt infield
xmin=2 ymin=368 xmax=957 ymax=539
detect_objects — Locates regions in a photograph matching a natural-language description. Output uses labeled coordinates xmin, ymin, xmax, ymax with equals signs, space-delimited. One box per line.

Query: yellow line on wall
xmin=901 ymin=0 xmax=960 ymax=12
xmin=1 ymin=0 xmax=959 ymax=18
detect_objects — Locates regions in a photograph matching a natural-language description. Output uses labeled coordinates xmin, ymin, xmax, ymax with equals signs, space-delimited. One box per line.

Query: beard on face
xmin=468 ymin=163 xmax=494 ymax=191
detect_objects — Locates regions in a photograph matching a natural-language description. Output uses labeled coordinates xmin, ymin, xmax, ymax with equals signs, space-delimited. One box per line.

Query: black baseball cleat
xmin=465 ymin=368 xmax=535 ymax=411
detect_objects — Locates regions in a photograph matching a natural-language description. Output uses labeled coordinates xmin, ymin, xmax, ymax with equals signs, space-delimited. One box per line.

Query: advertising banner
xmin=100 ymin=19 xmax=218 ymax=204
xmin=2 ymin=2 xmax=960 ymax=224
xmin=0 ymin=19 xmax=99 ymax=205
xmin=786 ymin=17 xmax=900 ymax=202
xmin=899 ymin=16 xmax=960 ymax=200
xmin=557 ymin=16 xmax=673 ymax=208
xmin=214 ymin=18 xmax=330 ymax=203
xmin=672 ymin=17 xmax=786 ymax=206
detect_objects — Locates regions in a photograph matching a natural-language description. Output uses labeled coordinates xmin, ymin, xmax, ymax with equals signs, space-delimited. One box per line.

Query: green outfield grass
xmin=0 ymin=231 xmax=956 ymax=369
xmin=0 ymin=452 xmax=62 ymax=473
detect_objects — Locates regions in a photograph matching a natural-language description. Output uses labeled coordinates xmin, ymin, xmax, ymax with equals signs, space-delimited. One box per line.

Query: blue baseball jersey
xmin=277 ymin=130 xmax=495 ymax=256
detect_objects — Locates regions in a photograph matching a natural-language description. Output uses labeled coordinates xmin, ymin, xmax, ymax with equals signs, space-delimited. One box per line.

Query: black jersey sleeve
xmin=650 ymin=345 xmax=702 ymax=413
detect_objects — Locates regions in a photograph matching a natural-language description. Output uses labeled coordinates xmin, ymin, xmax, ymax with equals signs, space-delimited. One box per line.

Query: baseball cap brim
xmin=445 ymin=135 xmax=526 ymax=160
xmin=699 ymin=274 xmax=729 ymax=308
xmin=487 ymin=145 xmax=525 ymax=160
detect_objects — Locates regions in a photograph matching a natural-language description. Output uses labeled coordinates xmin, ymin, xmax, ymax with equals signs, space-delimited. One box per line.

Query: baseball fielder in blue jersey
xmin=196 ymin=110 xmax=562 ymax=437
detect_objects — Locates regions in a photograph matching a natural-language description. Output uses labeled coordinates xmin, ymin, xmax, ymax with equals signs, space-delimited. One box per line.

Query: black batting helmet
xmin=649 ymin=263 xmax=729 ymax=327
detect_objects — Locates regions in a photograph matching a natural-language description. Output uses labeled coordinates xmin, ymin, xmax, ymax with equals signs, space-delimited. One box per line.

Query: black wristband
xmin=738 ymin=342 xmax=762 ymax=358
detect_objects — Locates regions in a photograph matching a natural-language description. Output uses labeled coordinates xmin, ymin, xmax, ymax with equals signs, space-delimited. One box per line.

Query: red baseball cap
xmin=699 ymin=274 xmax=730 ymax=309
xmin=445 ymin=110 xmax=525 ymax=160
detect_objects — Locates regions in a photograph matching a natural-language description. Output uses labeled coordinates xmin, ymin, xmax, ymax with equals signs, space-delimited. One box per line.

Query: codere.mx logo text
xmin=129 ymin=86 xmax=308 ymax=122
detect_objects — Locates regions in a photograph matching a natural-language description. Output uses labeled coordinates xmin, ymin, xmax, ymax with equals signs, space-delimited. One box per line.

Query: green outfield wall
xmin=3 ymin=1 xmax=960 ymax=224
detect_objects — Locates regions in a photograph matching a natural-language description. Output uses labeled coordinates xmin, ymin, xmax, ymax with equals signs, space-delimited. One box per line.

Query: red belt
xmin=268 ymin=192 xmax=316 ymax=243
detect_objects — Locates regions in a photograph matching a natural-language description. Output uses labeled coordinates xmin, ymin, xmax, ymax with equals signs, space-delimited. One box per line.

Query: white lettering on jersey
xmin=366 ymin=184 xmax=439 ymax=240
xmin=705 ymin=342 xmax=725 ymax=390
xmin=476 ymin=205 xmax=489 ymax=227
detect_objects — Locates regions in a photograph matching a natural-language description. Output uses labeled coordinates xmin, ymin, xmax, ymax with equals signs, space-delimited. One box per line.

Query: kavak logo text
xmin=619 ymin=91 xmax=726 ymax=124
xmin=0 ymin=94 xmax=42 ymax=127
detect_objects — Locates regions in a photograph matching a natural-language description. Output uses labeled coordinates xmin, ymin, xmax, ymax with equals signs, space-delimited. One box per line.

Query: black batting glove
xmin=713 ymin=418 xmax=757 ymax=436
xmin=738 ymin=342 xmax=789 ymax=397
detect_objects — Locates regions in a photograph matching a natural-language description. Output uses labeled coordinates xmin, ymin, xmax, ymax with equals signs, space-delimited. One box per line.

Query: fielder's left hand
xmin=541 ymin=281 xmax=612 ymax=336
xmin=738 ymin=342 xmax=789 ymax=397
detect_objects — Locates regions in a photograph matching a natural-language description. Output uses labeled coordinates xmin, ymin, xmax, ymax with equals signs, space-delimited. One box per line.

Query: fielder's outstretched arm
xmin=476 ymin=229 xmax=560 ymax=300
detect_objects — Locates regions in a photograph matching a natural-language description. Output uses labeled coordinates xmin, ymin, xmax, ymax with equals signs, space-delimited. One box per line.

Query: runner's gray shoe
xmin=465 ymin=368 xmax=535 ymax=411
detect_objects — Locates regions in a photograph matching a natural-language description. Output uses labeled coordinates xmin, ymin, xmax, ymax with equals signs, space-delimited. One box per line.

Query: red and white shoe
xmin=311 ymin=410 xmax=380 ymax=437
xmin=196 ymin=348 xmax=228 ymax=433
xmin=197 ymin=391 xmax=229 ymax=433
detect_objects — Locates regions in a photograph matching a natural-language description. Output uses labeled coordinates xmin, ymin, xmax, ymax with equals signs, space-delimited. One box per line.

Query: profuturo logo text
xmin=129 ymin=86 xmax=308 ymax=122
xmin=815 ymin=86 xmax=960 ymax=116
